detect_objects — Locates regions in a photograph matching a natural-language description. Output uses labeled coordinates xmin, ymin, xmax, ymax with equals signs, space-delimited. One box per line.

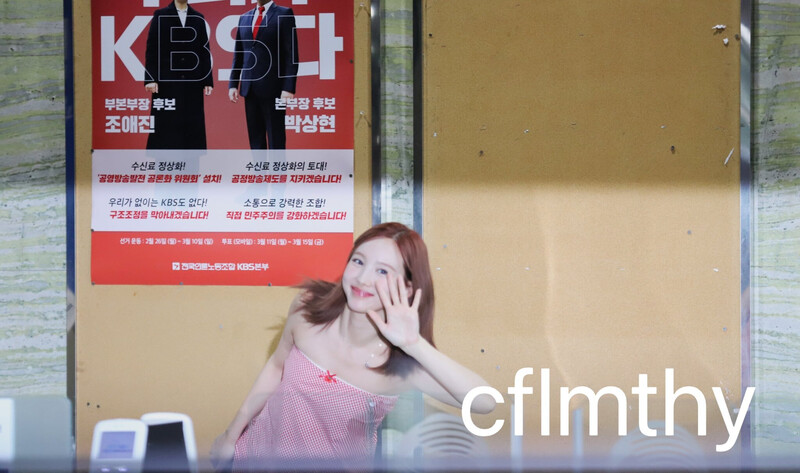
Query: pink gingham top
xmin=232 ymin=345 xmax=398 ymax=469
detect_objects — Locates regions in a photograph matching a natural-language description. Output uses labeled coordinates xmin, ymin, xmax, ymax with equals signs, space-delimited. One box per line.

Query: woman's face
xmin=342 ymin=237 xmax=408 ymax=315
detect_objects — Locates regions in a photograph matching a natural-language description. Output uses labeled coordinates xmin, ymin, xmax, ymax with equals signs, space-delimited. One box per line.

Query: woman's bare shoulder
xmin=285 ymin=290 xmax=314 ymax=335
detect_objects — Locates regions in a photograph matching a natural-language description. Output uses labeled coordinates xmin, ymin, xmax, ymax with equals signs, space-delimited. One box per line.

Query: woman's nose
xmin=355 ymin=267 xmax=372 ymax=285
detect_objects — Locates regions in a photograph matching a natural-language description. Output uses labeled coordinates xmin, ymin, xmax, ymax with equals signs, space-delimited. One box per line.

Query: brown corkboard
xmin=422 ymin=0 xmax=742 ymax=458
xmin=71 ymin=1 xmax=374 ymax=465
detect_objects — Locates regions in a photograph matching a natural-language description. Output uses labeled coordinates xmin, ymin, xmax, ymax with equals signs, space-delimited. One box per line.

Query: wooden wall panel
xmin=422 ymin=0 xmax=742 ymax=456
xmin=71 ymin=1 xmax=374 ymax=463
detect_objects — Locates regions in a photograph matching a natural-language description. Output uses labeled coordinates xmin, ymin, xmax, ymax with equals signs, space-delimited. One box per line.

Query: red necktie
xmin=253 ymin=5 xmax=266 ymax=38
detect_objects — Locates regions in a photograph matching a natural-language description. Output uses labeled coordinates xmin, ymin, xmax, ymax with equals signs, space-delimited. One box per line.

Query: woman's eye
xmin=351 ymin=258 xmax=363 ymax=265
xmin=377 ymin=269 xmax=388 ymax=275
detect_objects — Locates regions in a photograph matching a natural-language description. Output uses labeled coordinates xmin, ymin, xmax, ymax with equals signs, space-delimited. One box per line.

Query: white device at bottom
xmin=140 ymin=412 xmax=197 ymax=473
xmin=0 ymin=399 xmax=14 ymax=471
xmin=90 ymin=419 xmax=148 ymax=473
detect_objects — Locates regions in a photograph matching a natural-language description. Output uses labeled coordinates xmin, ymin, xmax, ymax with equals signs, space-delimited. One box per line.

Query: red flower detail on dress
xmin=319 ymin=370 xmax=337 ymax=383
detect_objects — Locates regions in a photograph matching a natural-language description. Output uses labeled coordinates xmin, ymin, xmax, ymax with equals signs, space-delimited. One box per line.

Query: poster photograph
xmin=90 ymin=0 xmax=355 ymax=285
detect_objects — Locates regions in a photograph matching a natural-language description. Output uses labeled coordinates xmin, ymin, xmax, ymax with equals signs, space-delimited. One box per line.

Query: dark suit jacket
xmin=228 ymin=3 xmax=299 ymax=98
xmin=144 ymin=3 xmax=213 ymax=87
xmin=143 ymin=3 xmax=213 ymax=149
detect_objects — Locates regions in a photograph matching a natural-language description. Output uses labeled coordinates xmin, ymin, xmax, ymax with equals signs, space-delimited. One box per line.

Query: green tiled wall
xmin=752 ymin=0 xmax=800 ymax=456
xmin=380 ymin=0 xmax=415 ymax=225
xmin=0 ymin=0 xmax=67 ymax=395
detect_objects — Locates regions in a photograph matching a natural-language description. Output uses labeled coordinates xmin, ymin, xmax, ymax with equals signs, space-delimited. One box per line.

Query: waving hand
xmin=366 ymin=274 xmax=422 ymax=351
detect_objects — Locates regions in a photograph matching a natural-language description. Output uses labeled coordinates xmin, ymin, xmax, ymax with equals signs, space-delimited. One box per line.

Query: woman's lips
xmin=351 ymin=286 xmax=374 ymax=298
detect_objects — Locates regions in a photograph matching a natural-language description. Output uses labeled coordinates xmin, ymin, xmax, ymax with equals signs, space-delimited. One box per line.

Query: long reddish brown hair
xmin=296 ymin=222 xmax=435 ymax=377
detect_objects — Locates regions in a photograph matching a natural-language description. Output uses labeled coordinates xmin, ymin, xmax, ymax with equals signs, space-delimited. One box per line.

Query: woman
xmin=144 ymin=0 xmax=213 ymax=149
xmin=210 ymin=223 xmax=495 ymax=470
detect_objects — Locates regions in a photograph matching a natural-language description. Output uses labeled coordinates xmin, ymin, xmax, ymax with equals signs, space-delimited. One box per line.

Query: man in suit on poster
xmin=228 ymin=0 xmax=299 ymax=149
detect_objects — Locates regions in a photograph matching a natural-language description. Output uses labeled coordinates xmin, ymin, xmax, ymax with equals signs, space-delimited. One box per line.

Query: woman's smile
xmin=350 ymin=286 xmax=374 ymax=298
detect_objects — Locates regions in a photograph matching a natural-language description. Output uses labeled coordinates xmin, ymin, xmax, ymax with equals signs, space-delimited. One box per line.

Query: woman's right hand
xmin=209 ymin=432 xmax=236 ymax=472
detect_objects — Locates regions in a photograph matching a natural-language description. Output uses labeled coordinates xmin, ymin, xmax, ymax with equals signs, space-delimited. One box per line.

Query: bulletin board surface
xmin=72 ymin=0 xmax=373 ymax=461
xmin=421 ymin=0 xmax=743 ymax=457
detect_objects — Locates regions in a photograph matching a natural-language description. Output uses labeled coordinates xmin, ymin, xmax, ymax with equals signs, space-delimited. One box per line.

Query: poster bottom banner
xmin=91 ymin=231 xmax=354 ymax=286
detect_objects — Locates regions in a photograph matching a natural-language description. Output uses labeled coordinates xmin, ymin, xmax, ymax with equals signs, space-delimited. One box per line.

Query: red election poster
xmin=90 ymin=0 xmax=354 ymax=285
